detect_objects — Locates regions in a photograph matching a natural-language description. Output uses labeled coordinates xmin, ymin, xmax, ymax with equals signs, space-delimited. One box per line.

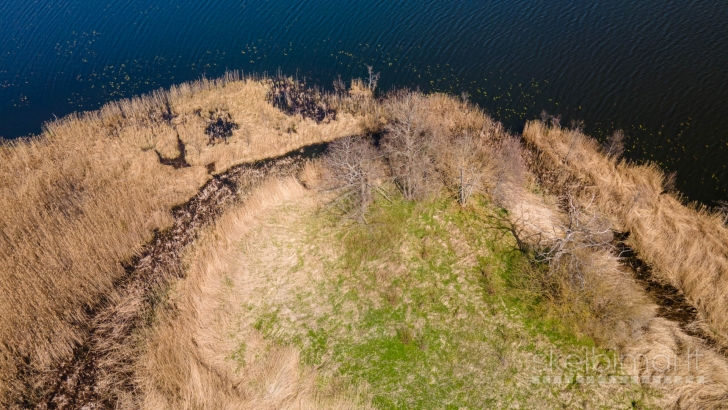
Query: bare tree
xmin=381 ymin=92 xmax=438 ymax=200
xmin=603 ymin=129 xmax=625 ymax=159
xmin=436 ymin=132 xmax=492 ymax=207
xmin=322 ymin=136 xmax=384 ymax=222
xmin=491 ymin=135 xmax=528 ymax=207
xmin=717 ymin=200 xmax=728 ymax=225
xmin=366 ymin=65 xmax=380 ymax=92
xmin=457 ymin=163 xmax=481 ymax=207
xmin=533 ymin=194 xmax=615 ymax=288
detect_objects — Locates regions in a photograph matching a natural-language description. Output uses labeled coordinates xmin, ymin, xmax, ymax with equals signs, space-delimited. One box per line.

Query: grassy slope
xmin=220 ymin=186 xmax=656 ymax=408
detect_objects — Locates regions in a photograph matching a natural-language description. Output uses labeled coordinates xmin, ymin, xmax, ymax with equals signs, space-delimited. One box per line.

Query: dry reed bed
xmin=500 ymin=166 xmax=728 ymax=408
xmin=0 ymin=73 xmax=362 ymax=407
xmin=42 ymin=156 xmax=308 ymax=409
xmin=512 ymin=120 xmax=728 ymax=407
xmin=522 ymin=121 xmax=728 ymax=348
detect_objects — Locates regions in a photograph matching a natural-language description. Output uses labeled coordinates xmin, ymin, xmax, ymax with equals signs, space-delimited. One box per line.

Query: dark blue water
xmin=1 ymin=1 xmax=727 ymax=204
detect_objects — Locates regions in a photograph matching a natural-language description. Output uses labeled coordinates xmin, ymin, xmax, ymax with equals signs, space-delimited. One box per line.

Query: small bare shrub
xmin=365 ymin=65 xmax=380 ymax=93
xmin=435 ymin=132 xmax=493 ymax=206
xmin=539 ymin=110 xmax=561 ymax=128
xmin=381 ymin=92 xmax=439 ymax=200
xmin=717 ymin=200 xmax=728 ymax=225
xmin=322 ymin=136 xmax=384 ymax=222
xmin=603 ymin=129 xmax=625 ymax=159
xmin=534 ymin=194 xmax=615 ymax=286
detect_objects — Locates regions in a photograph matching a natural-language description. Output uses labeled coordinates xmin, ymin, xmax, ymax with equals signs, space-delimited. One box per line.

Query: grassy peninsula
xmin=1 ymin=73 xmax=728 ymax=409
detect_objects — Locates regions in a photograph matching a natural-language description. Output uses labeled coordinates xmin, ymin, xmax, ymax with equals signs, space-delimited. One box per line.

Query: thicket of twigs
xmin=322 ymin=90 xmax=520 ymax=215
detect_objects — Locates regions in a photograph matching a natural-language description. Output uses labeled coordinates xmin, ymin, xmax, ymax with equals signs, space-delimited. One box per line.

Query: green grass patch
xmin=241 ymin=193 xmax=656 ymax=408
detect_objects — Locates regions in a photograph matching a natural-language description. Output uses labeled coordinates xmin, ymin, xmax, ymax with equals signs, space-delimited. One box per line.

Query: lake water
xmin=1 ymin=0 xmax=727 ymax=204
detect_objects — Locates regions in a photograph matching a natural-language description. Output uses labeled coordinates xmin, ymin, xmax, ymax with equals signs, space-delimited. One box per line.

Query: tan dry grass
xmin=512 ymin=120 xmax=728 ymax=407
xmin=500 ymin=171 xmax=728 ymax=408
xmin=523 ymin=121 xmax=728 ymax=348
xmin=0 ymin=73 xmax=363 ymax=405
xmin=135 ymin=176 xmax=369 ymax=410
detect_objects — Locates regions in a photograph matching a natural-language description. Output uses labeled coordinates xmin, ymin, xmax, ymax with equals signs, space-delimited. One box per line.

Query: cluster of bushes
xmin=322 ymin=90 xmax=524 ymax=220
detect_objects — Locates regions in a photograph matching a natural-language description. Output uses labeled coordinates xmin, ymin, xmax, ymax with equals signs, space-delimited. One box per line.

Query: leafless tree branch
xmin=603 ymin=129 xmax=625 ymax=159
xmin=530 ymin=193 xmax=616 ymax=289
xmin=381 ymin=92 xmax=439 ymax=201
xmin=717 ymin=200 xmax=728 ymax=225
xmin=322 ymin=136 xmax=384 ymax=222
xmin=366 ymin=65 xmax=380 ymax=92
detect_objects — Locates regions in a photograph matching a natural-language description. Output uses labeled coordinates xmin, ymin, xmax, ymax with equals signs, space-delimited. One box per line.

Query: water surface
xmin=1 ymin=0 xmax=727 ymax=203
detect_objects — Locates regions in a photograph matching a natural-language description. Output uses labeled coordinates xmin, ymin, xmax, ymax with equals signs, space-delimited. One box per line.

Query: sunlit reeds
xmin=523 ymin=121 xmax=728 ymax=349
xmin=0 ymin=73 xmax=360 ymax=405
